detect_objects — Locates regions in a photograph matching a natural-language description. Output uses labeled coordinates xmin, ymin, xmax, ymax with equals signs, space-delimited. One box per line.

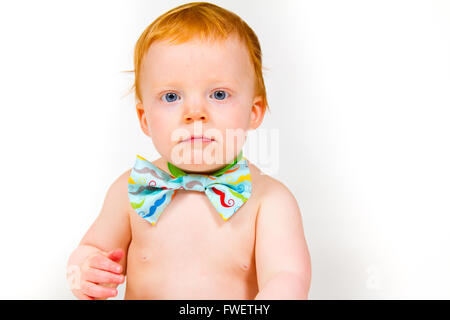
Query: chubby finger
xmin=84 ymin=267 xmax=125 ymax=284
xmin=107 ymin=248 xmax=124 ymax=262
xmin=80 ymin=280 xmax=117 ymax=299
xmin=89 ymin=254 xmax=123 ymax=274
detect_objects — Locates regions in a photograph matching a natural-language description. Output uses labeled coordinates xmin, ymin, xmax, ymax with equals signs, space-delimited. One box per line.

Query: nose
xmin=183 ymin=109 xmax=209 ymax=124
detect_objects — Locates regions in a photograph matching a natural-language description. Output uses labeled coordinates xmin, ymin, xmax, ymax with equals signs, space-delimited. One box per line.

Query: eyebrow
xmin=153 ymin=77 xmax=238 ymax=85
xmin=152 ymin=80 xmax=239 ymax=90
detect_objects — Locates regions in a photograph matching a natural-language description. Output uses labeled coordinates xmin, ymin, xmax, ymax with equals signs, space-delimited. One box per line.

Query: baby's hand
xmin=75 ymin=248 xmax=125 ymax=300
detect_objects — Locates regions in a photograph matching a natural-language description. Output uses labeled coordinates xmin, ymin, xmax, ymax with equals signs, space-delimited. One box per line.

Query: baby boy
xmin=67 ymin=2 xmax=311 ymax=300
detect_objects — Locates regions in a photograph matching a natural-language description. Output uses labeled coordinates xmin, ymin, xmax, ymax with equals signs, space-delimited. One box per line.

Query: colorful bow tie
xmin=127 ymin=152 xmax=252 ymax=225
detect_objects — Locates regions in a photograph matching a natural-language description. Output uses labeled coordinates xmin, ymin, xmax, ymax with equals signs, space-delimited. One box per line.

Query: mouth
xmin=180 ymin=135 xmax=215 ymax=143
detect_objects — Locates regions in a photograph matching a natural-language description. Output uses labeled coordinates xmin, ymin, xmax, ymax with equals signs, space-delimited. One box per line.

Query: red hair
xmin=125 ymin=2 xmax=269 ymax=112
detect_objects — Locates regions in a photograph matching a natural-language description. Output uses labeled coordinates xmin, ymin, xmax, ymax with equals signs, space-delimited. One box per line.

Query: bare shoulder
xmin=246 ymin=160 xmax=299 ymax=210
xmin=101 ymin=168 xmax=134 ymax=215
xmin=109 ymin=168 xmax=132 ymax=193
xmin=114 ymin=168 xmax=132 ymax=185
xmin=247 ymin=159 xmax=304 ymax=240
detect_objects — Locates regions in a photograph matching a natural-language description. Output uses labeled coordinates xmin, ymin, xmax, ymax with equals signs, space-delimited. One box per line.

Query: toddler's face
xmin=136 ymin=34 xmax=264 ymax=172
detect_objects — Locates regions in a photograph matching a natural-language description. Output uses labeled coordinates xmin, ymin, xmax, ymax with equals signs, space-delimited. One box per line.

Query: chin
xmin=169 ymin=143 xmax=223 ymax=163
xmin=174 ymin=154 xmax=226 ymax=169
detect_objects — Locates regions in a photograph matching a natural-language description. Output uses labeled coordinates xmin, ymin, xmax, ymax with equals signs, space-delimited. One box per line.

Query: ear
xmin=136 ymin=102 xmax=151 ymax=137
xmin=249 ymin=95 xmax=266 ymax=130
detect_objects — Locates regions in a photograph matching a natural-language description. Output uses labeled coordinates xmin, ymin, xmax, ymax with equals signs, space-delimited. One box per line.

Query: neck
xmin=167 ymin=151 xmax=243 ymax=178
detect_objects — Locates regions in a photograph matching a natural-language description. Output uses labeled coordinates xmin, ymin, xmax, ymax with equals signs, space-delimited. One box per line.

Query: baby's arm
xmin=67 ymin=169 xmax=132 ymax=300
xmin=254 ymin=178 xmax=311 ymax=300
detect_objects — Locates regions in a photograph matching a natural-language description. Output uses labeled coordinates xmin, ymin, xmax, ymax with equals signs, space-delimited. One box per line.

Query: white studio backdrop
xmin=0 ymin=0 xmax=449 ymax=299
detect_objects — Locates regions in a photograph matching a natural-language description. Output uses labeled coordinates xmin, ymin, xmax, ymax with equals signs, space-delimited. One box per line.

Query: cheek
xmin=146 ymin=112 xmax=177 ymax=159
xmin=216 ymin=108 xmax=251 ymax=157
xmin=218 ymin=106 xmax=251 ymax=131
xmin=148 ymin=106 xmax=170 ymax=127
xmin=147 ymin=109 xmax=177 ymax=142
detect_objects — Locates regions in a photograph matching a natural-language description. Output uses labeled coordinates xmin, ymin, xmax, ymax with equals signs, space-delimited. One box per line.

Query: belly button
xmin=141 ymin=253 xmax=151 ymax=262
xmin=241 ymin=264 xmax=249 ymax=271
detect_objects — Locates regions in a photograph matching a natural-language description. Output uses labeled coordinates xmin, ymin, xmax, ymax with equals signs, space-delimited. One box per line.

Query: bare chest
xmin=125 ymin=189 xmax=259 ymax=299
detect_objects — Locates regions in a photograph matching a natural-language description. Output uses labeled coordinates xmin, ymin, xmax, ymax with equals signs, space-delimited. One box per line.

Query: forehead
xmin=141 ymin=35 xmax=254 ymax=86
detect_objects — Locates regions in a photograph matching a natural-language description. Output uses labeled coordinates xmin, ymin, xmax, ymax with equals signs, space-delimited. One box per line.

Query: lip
xmin=180 ymin=135 xmax=215 ymax=143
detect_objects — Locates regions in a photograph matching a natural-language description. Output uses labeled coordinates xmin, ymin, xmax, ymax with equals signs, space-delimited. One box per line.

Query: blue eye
xmin=162 ymin=92 xmax=179 ymax=103
xmin=212 ymin=90 xmax=228 ymax=100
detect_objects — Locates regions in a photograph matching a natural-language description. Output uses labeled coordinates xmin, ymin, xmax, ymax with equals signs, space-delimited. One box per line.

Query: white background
xmin=0 ymin=0 xmax=449 ymax=299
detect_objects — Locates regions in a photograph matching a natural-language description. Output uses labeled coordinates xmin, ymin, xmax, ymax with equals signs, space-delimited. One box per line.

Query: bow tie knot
xmin=176 ymin=174 xmax=208 ymax=191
